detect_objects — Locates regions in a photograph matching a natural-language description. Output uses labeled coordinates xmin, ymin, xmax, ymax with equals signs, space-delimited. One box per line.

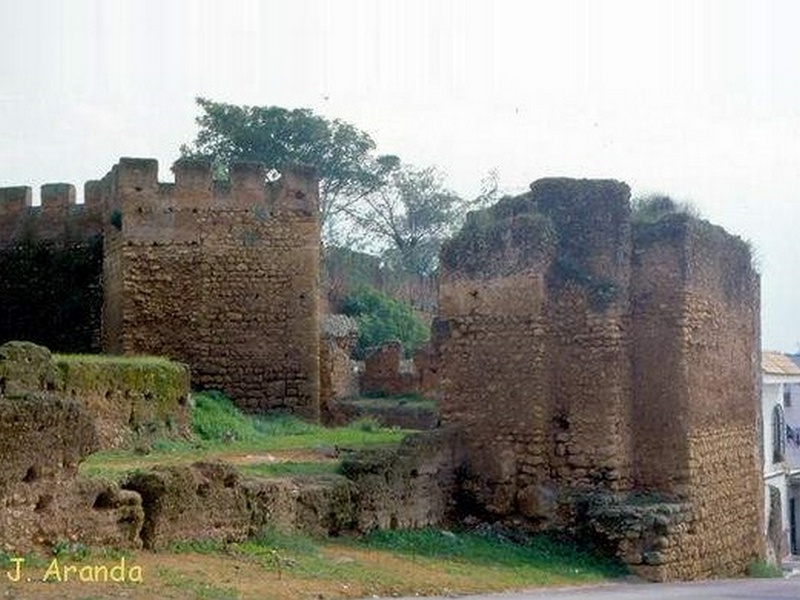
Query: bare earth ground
xmin=0 ymin=544 xmax=531 ymax=600
xmin=226 ymin=449 xmax=336 ymax=465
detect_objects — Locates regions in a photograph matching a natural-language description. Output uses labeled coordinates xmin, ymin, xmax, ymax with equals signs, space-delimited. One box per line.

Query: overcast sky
xmin=1 ymin=0 xmax=798 ymax=351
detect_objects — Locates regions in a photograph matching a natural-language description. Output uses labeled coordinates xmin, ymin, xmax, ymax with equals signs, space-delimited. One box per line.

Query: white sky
xmin=1 ymin=0 xmax=799 ymax=350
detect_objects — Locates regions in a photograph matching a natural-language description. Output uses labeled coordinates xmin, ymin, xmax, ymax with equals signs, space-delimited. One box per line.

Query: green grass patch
xmin=352 ymin=393 xmax=437 ymax=410
xmin=55 ymin=353 xmax=180 ymax=367
xmin=81 ymin=391 xmax=408 ymax=480
xmin=168 ymin=538 xmax=231 ymax=555
xmin=233 ymin=527 xmax=622 ymax=591
xmin=239 ymin=461 xmax=341 ymax=478
xmin=358 ymin=528 xmax=626 ymax=581
xmin=746 ymin=559 xmax=783 ymax=578
xmin=191 ymin=390 xmax=280 ymax=443
xmin=159 ymin=527 xmax=624 ymax=595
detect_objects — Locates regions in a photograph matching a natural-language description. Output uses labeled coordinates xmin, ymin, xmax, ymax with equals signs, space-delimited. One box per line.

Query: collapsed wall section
xmin=0 ymin=342 xmax=144 ymax=552
xmin=436 ymin=179 xmax=763 ymax=581
xmin=101 ymin=158 xmax=321 ymax=419
xmin=0 ymin=183 xmax=104 ymax=352
xmin=437 ymin=179 xmax=633 ymax=522
xmin=55 ymin=353 xmax=191 ymax=449
xmin=437 ymin=195 xmax=555 ymax=518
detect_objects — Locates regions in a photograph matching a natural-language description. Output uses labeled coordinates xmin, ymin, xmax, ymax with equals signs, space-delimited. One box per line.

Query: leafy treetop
xmin=181 ymin=97 xmax=399 ymax=236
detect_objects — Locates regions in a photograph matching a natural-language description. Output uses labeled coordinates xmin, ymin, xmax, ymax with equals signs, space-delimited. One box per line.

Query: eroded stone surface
xmin=436 ymin=179 xmax=763 ymax=581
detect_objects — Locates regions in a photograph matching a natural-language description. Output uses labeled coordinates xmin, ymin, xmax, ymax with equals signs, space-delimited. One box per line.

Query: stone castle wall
xmin=0 ymin=183 xmax=105 ymax=352
xmin=630 ymin=216 xmax=762 ymax=579
xmin=436 ymin=179 xmax=763 ymax=580
xmin=0 ymin=158 xmax=321 ymax=417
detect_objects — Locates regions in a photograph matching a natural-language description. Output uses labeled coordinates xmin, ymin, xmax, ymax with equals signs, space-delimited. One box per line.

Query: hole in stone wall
xmin=93 ymin=490 xmax=116 ymax=510
xmin=134 ymin=186 xmax=142 ymax=192
xmin=22 ymin=466 xmax=39 ymax=482
xmin=110 ymin=209 xmax=123 ymax=230
xmin=35 ymin=495 xmax=53 ymax=512
xmin=553 ymin=411 xmax=570 ymax=431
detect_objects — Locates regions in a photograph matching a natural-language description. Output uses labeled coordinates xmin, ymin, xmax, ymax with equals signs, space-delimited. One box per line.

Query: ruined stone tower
xmin=436 ymin=178 xmax=763 ymax=580
xmin=0 ymin=158 xmax=321 ymax=419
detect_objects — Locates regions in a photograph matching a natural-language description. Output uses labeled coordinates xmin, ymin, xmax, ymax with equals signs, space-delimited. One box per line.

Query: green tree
xmin=342 ymin=287 xmax=430 ymax=358
xmin=180 ymin=97 xmax=398 ymax=239
xmin=346 ymin=164 xmax=463 ymax=276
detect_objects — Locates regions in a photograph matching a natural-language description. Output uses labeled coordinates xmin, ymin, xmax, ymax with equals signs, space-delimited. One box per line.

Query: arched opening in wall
xmin=774 ymin=404 xmax=787 ymax=464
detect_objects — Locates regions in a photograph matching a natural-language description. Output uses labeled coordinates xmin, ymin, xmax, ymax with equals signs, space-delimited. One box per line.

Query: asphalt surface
xmin=389 ymin=577 xmax=800 ymax=599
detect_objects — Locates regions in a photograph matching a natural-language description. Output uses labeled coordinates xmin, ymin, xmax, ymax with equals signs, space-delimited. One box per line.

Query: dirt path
xmin=224 ymin=449 xmax=338 ymax=465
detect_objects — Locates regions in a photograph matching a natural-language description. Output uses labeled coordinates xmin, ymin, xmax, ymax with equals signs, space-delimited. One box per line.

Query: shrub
xmin=342 ymin=286 xmax=429 ymax=358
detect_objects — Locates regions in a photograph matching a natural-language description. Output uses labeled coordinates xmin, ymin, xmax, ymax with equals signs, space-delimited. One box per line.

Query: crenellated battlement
xmin=103 ymin=157 xmax=317 ymax=212
xmin=0 ymin=182 xmax=104 ymax=248
xmin=0 ymin=157 xmax=318 ymax=250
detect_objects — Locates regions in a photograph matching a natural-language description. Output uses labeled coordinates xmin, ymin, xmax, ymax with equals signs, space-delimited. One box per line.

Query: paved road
xmin=390 ymin=577 xmax=800 ymax=599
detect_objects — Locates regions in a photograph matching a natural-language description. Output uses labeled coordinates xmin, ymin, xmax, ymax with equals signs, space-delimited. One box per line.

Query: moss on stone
xmin=440 ymin=203 xmax=556 ymax=277
xmin=0 ymin=341 xmax=62 ymax=396
xmin=54 ymin=353 xmax=191 ymax=448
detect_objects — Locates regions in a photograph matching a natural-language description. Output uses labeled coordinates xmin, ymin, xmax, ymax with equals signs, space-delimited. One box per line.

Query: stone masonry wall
xmin=359 ymin=341 xmax=441 ymax=399
xmin=436 ymin=179 xmax=763 ymax=581
xmin=0 ymin=342 xmax=144 ymax=552
xmin=121 ymin=429 xmax=464 ymax=551
xmin=437 ymin=180 xmax=633 ymax=523
xmin=0 ymin=157 xmax=322 ymax=418
xmin=538 ymin=179 xmax=633 ymax=494
xmin=56 ymin=354 xmax=191 ymax=449
xmin=100 ymin=158 xmax=321 ymax=418
xmin=631 ymin=216 xmax=762 ymax=579
xmin=0 ymin=183 xmax=104 ymax=352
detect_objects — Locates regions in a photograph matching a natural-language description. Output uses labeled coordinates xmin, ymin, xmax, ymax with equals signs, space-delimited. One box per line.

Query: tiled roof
xmin=763 ymin=351 xmax=800 ymax=375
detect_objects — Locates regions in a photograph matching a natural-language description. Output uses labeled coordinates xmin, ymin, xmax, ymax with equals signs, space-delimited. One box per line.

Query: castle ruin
xmin=0 ymin=162 xmax=765 ymax=581
xmin=436 ymin=178 xmax=763 ymax=580
xmin=0 ymin=158 xmax=321 ymax=418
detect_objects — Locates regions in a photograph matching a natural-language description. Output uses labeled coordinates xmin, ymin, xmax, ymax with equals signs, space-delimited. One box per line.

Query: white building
xmin=762 ymin=351 xmax=800 ymax=557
